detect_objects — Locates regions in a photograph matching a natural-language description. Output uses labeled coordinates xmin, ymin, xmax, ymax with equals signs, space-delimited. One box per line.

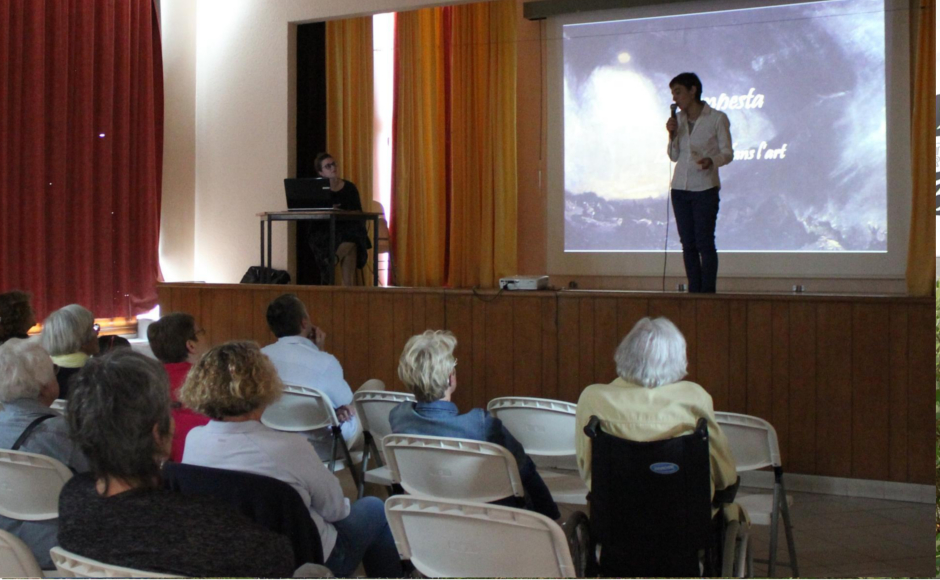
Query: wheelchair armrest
xmin=584 ymin=416 xmax=601 ymax=439
xmin=712 ymin=476 xmax=740 ymax=506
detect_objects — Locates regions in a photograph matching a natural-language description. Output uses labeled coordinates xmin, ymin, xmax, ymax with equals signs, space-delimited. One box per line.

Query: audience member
xmin=260 ymin=294 xmax=361 ymax=452
xmin=146 ymin=312 xmax=210 ymax=462
xmin=40 ymin=304 xmax=99 ymax=399
xmin=0 ymin=338 xmax=88 ymax=569
xmin=389 ymin=330 xmax=560 ymax=520
xmin=0 ymin=290 xmax=36 ymax=345
xmin=180 ymin=342 xmax=403 ymax=578
xmin=574 ymin=316 xmax=738 ymax=504
xmin=95 ymin=334 xmax=131 ymax=356
xmin=58 ymin=349 xmax=295 ymax=577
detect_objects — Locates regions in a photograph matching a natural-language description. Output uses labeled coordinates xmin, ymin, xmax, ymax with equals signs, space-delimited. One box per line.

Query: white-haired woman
xmin=40 ymin=304 xmax=100 ymax=399
xmin=574 ymin=317 xmax=737 ymax=502
xmin=389 ymin=330 xmax=560 ymax=520
xmin=0 ymin=338 xmax=88 ymax=569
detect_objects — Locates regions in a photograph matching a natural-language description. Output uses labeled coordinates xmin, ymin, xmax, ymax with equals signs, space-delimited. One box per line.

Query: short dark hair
xmin=266 ymin=294 xmax=307 ymax=338
xmin=96 ymin=334 xmax=131 ymax=356
xmin=147 ymin=313 xmax=197 ymax=363
xmin=314 ymin=152 xmax=334 ymax=174
xmin=0 ymin=290 xmax=34 ymax=340
xmin=67 ymin=350 xmax=172 ymax=490
xmin=669 ymin=72 xmax=703 ymax=102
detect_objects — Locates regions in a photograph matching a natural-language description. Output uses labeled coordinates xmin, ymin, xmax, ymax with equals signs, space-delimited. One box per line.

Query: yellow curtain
xmin=392 ymin=9 xmax=448 ymax=287
xmin=448 ymin=0 xmax=518 ymax=288
xmin=906 ymin=0 xmax=935 ymax=295
xmin=326 ymin=17 xmax=374 ymax=208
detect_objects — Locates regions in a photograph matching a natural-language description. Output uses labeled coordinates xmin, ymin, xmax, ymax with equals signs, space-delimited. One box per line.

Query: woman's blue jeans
xmin=325 ymin=496 xmax=402 ymax=578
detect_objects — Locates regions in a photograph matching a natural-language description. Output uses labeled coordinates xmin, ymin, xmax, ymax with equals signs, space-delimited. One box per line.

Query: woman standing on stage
xmin=309 ymin=152 xmax=371 ymax=286
xmin=665 ymin=73 xmax=733 ymax=294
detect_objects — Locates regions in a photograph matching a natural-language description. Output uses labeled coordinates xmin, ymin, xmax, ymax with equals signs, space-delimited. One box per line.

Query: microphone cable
xmin=662 ymin=141 xmax=676 ymax=293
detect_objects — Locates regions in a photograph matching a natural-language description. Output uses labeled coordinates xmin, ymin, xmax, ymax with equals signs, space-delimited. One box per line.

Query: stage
xmin=157 ymin=282 xmax=933 ymax=485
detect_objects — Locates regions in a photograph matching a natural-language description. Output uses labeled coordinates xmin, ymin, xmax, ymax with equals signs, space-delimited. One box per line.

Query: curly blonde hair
xmin=178 ymin=341 xmax=283 ymax=420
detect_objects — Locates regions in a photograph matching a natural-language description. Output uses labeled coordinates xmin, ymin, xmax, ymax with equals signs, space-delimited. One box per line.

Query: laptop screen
xmin=284 ymin=178 xmax=333 ymax=210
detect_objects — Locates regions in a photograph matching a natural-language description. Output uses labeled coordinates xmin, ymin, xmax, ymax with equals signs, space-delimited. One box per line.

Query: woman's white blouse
xmin=667 ymin=103 xmax=733 ymax=191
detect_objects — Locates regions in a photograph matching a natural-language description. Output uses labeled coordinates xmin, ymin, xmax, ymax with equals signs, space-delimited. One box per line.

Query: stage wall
xmin=158 ymin=283 xmax=934 ymax=485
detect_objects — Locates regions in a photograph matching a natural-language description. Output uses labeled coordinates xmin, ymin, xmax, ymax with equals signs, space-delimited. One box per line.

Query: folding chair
xmin=162 ymin=462 xmax=325 ymax=568
xmin=382 ymin=434 xmax=526 ymax=506
xmin=0 ymin=529 xmax=43 ymax=577
xmin=583 ymin=416 xmax=748 ymax=578
xmin=50 ymin=546 xmax=182 ymax=578
xmin=352 ymin=390 xmax=416 ymax=497
xmin=716 ymin=411 xmax=798 ymax=577
xmin=385 ymin=496 xmax=576 ymax=578
xmin=487 ymin=396 xmax=589 ymax=505
xmin=0 ymin=450 xmax=73 ymax=521
xmin=261 ymin=384 xmax=360 ymax=490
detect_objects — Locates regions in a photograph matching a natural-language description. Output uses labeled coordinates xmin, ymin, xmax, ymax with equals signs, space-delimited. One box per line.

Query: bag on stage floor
xmin=240 ymin=266 xmax=291 ymax=285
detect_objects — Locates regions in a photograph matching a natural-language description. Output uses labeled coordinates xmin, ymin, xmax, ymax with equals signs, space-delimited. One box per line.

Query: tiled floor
xmin=739 ymin=487 xmax=935 ymax=578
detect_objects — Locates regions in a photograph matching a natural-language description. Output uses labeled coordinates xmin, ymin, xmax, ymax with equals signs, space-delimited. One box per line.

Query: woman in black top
xmin=309 ymin=152 xmax=371 ymax=286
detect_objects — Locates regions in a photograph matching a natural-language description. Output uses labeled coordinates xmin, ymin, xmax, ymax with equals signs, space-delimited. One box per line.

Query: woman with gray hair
xmin=56 ymin=349 xmax=295 ymax=577
xmin=0 ymin=338 xmax=88 ymax=569
xmin=40 ymin=304 xmax=100 ymax=399
xmin=574 ymin=317 xmax=737 ymax=502
xmin=388 ymin=330 xmax=560 ymax=520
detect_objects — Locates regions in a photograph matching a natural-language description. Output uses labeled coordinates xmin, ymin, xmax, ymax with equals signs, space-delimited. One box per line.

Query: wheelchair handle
xmin=584 ymin=416 xmax=601 ymax=439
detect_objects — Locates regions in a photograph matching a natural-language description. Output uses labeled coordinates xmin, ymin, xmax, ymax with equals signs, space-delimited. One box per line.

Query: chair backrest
xmin=50 ymin=546 xmax=182 ymax=578
xmin=353 ymin=390 xmax=416 ymax=456
xmin=261 ymin=384 xmax=338 ymax=432
xmin=584 ymin=416 xmax=712 ymax=577
xmin=383 ymin=434 xmax=525 ymax=503
xmin=714 ymin=411 xmax=781 ymax=471
xmin=163 ymin=462 xmax=323 ymax=567
xmin=0 ymin=529 xmax=43 ymax=577
xmin=50 ymin=399 xmax=68 ymax=414
xmin=0 ymin=449 xmax=73 ymax=520
xmin=486 ymin=397 xmax=578 ymax=470
xmin=385 ymin=495 xmax=575 ymax=578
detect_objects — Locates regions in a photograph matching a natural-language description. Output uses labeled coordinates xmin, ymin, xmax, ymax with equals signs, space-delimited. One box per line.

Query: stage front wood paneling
xmin=157 ymin=283 xmax=934 ymax=485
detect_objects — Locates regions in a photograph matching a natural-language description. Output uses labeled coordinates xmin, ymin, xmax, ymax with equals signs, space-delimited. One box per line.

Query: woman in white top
xmin=179 ymin=342 xmax=403 ymax=578
xmin=665 ymin=72 xmax=733 ymax=293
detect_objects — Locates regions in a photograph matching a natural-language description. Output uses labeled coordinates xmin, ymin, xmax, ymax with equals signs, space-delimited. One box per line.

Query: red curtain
xmin=0 ymin=0 xmax=163 ymax=319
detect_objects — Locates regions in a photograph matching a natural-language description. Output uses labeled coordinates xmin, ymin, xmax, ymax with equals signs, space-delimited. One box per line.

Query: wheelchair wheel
xmin=562 ymin=511 xmax=592 ymax=577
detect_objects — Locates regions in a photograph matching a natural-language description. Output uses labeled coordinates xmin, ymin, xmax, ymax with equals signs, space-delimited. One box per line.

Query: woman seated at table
xmin=179 ymin=341 xmax=403 ymax=578
xmin=388 ymin=330 xmax=561 ymax=520
xmin=58 ymin=349 xmax=295 ymax=577
xmin=308 ymin=152 xmax=371 ymax=286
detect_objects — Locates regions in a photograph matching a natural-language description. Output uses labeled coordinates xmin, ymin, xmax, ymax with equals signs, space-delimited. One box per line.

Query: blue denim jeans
xmin=671 ymin=187 xmax=720 ymax=293
xmin=325 ymin=496 xmax=402 ymax=578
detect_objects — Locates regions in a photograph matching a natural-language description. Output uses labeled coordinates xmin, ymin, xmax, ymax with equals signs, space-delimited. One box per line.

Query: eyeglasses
xmin=92 ymin=323 xmax=101 ymax=335
xmin=323 ymin=162 xmax=336 ymax=169
xmin=190 ymin=328 xmax=206 ymax=341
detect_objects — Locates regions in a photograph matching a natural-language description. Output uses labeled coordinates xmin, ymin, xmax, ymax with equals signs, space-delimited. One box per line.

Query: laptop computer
xmin=285 ymin=178 xmax=333 ymax=210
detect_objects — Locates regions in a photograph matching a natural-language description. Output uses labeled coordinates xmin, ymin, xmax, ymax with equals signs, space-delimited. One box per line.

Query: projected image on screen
xmin=563 ymin=0 xmax=887 ymax=252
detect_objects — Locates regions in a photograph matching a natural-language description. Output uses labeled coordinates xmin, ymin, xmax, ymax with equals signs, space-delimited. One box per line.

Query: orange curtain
xmin=391 ymin=9 xmax=449 ymax=287
xmin=906 ymin=0 xmax=935 ymax=295
xmin=448 ymin=0 xmax=518 ymax=288
xmin=326 ymin=17 xmax=374 ymax=207
xmin=391 ymin=1 xmax=518 ymax=288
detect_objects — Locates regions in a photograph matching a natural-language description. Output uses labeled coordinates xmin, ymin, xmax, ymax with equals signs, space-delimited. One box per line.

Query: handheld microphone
xmin=670 ymin=103 xmax=678 ymax=119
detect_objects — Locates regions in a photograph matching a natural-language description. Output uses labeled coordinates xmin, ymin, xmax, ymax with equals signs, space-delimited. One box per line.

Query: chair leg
xmin=336 ymin=428 xmax=361 ymax=491
xmin=357 ymin=441 xmax=371 ymax=499
xmin=768 ymin=483 xmax=781 ymax=577
xmin=778 ymin=480 xmax=799 ymax=577
xmin=328 ymin=430 xmax=339 ymax=473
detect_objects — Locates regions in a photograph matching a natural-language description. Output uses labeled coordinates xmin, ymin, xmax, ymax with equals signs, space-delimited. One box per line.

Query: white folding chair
xmin=352 ymin=390 xmax=416 ymax=497
xmin=50 ymin=546 xmax=181 ymax=578
xmin=383 ymin=434 xmax=526 ymax=505
xmin=487 ymin=397 xmax=589 ymax=505
xmin=715 ymin=412 xmax=798 ymax=578
xmin=0 ymin=529 xmax=43 ymax=577
xmin=261 ymin=385 xmax=360 ymax=490
xmin=385 ymin=495 xmax=576 ymax=578
xmin=0 ymin=450 xmax=73 ymax=521
xmin=49 ymin=399 xmax=67 ymax=414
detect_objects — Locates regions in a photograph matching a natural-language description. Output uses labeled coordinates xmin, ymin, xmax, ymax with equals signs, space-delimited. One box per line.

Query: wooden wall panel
xmin=156 ymin=284 xmax=933 ymax=484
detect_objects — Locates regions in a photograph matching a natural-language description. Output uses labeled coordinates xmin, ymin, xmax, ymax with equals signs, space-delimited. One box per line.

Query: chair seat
xmin=363 ymin=465 xmax=393 ymax=486
xmin=540 ymin=469 xmax=588 ymax=505
xmin=735 ymin=493 xmax=793 ymax=526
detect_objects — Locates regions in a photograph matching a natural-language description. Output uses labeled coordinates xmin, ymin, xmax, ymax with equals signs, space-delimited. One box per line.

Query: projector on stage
xmin=499 ymin=275 xmax=549 ymax=291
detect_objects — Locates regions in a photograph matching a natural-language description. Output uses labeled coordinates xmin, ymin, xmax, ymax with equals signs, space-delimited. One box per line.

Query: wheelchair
xmin=574 ymin=416 xmax=750 ymax=578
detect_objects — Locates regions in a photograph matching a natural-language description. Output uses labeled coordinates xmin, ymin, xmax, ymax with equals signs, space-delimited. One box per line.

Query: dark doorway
xmin=296 ymin=22 xmax=327 ymax=284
